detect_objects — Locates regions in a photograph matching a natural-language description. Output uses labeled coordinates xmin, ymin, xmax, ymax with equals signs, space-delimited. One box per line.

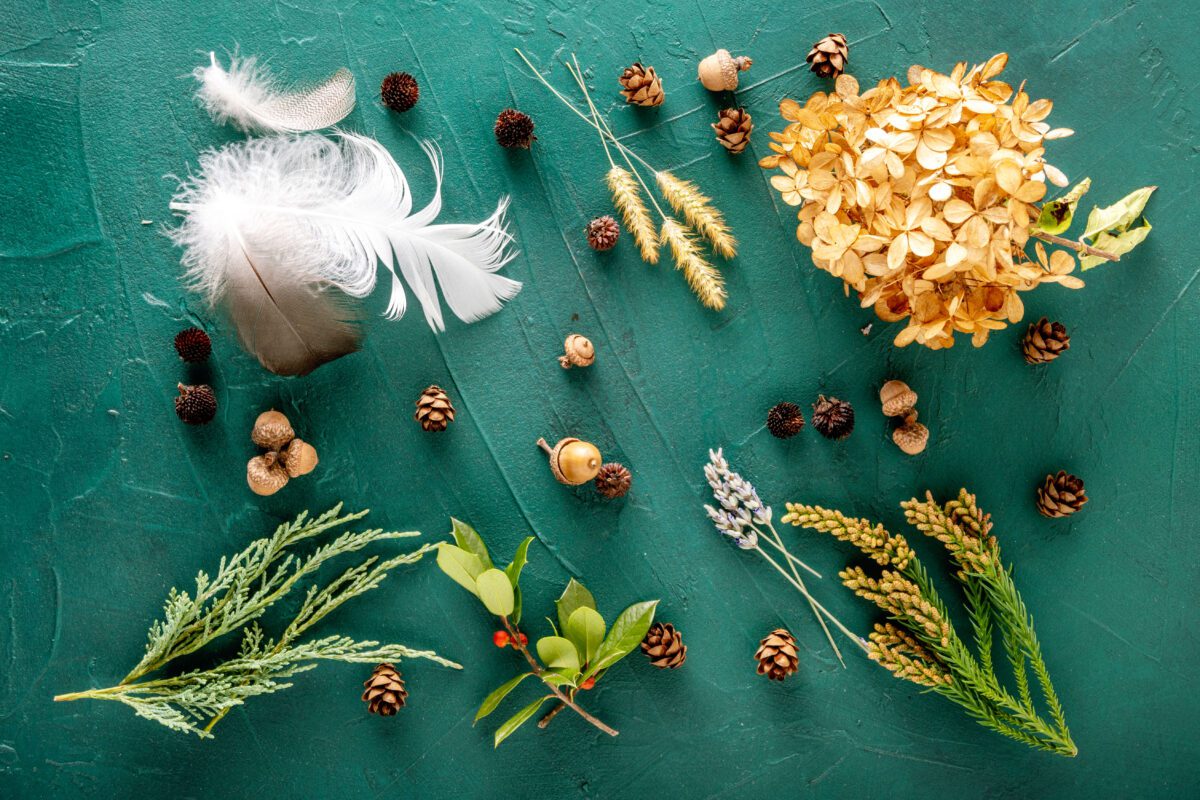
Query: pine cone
xmin=380 ymin=72 xmax=419 ymax=112
xmin=641 ymin=622 xmax=687 ymax=669
xmin=713 ymin=107 xmax=753 ymax=154
xmin=594 ymin=462 xmax=632 ymax=499
xmin=174 ymin=327 xmax=211 ymax=363
xmin=175 ymin=383 xmax=217 ymax=425
xmin=414 ymin=385 xmax=455 ymax=431
xmin=586 ymin=215 xmax=620 ymax=251
xmin=1022 ymin=317 xmax=1070 ymax=364
xmin=362 ymin=663 xmax=407 ymax=716
xmin=1036 ymin=471 xmax=1088 ymax=518
xmin=766 ymin=402 xmax=805 ymax=439
xmin=812 ymin=395 xmax=854 ymax=439
xmin=755 ymin=628 xmax=799 ymax=681
xmin=494 ymin=108 xmax=536 ymax=149
xmin=806 ymin=33 xmax=849 ymax=79
xmin=618 ymin=62 xmax=664 ymax=107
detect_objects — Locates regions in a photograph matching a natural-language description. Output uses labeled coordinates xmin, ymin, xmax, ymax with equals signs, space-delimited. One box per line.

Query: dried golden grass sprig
xmin=661 ymin=219 xmax=727 ymax=310
xmin=606 ymin=166 xmax=659 ymax=263
xmin=655 ymin=171 xmax=737 ymax=258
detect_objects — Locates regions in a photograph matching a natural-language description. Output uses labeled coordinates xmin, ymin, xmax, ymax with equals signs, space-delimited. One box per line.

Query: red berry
xmin=492 ymin=631 xmax=510 ymax=648
xmin=517 ymin=633 xmax=528 ymax=646
xmin=580 ymin=677 xmax=596 ymax=690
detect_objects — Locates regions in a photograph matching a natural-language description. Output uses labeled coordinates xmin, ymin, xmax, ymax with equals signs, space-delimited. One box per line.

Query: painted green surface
xmin=2 ymin=0 xmax=1197 ymax=796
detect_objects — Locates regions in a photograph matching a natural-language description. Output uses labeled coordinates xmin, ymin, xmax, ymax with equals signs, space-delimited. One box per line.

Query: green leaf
xmin=1035 ymin=177 xmax=1090 ymax=235
xmin=1081 ymin=186 xmax=1156 ymax=241
xmin=565 ymin=606 xmax=606 ymax=664
xmin=1080 ymin=221 xmax=1153 ymax=270
xmin=475 ymin=569 xmax=515 ymax=616
xmin=435 ymin=543 xmax=484 ymax=596
xmin=450 ymin=518 xmax=493 ymax=570
xmin=535 ymin=635 xmax=581 ymax=671
xmin=539 ymin=672 xmax=576 ymax=689
xmin=585 ymin=600 xmax=658 ymax=680
xmin=474 ymin=672 xmax=532 ymax=723
xmin=493 ymin=696 xmax=551 ymax=748
xmin=555 ymin=578 xmax=596 ymax=633
xmin=505 ymin=537 xmax=533 ymax=625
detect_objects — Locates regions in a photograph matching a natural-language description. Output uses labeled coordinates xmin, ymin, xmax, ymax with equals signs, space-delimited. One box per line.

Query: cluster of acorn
xmin=766 ymin=395 xmax=854 ymax=441
xmin=879 ymin=380 xmax=929 ymax=455
xmin=172 ymin=327 xmax=218 ymax=425
xmin=245 ymin=410 xmax=319 ymax=496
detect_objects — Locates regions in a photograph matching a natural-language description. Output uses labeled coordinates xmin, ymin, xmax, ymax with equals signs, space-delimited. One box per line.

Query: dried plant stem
xmin=753 ymin=546 xmax=869 ymax=652
xmin=661 ymin=219 xmax=727 ymax=310
xmin=756 ymin=522 xmax=844 ymax=667
xmin=1030 ymin=230 xmax=1119 ymax=261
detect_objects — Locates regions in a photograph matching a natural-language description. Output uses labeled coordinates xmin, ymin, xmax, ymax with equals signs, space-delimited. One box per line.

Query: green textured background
xmin=2 ymin=0 xmax=1197 ymax=796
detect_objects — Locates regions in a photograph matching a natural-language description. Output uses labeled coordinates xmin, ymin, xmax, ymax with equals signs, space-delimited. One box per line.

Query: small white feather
xmin=195 ymin=52 xmax=356 ymax=134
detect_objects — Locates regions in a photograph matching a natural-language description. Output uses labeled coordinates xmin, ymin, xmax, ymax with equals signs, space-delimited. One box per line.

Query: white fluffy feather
xmin=168 ymin=133 xmax=520 ymax=374
xmin=195 ymin=52 xmax=356 ymax=134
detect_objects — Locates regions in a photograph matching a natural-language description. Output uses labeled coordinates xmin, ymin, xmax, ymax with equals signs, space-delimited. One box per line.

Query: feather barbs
xmin=195 ymin=52 xmax=356 ymax=134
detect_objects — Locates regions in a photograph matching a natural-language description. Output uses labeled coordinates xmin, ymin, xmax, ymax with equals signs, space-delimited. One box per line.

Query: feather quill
xmin=169 ymin=133 xmax=521 ymax=376
xmin=195 ymin=52 xmax=356 ymax=134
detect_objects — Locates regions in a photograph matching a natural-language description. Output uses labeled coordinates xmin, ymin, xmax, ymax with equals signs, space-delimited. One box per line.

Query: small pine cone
xmin=414 ymin=385 xmax=455 ymax=431
xmin=174 ymin=327 xmax=211 ymax=363
xmin=175 ymin=383 xmax=217 ymax=425
xmin=1022 ymin=317 xmax=1070 ymax=364
xmin=812 ymin=395 xmax=854 ymax=440
xmin=806 ymin=33 xmax=849 ymax=79
xmin=641 ymin=622 xmax=687 ymax=669
xmin=618 ymin=62 xmax=664 ymax=107
xmin=766 ymin=402 xmax=805 ymax=439
xmin=713 ymin=108 xmax=753 ymax=154
xmin=594 ymin=462 xmax=632 ymax=499
xmin=586 ymin=215 xmax=620 ymax=251
xmin=362 ymin=663 xmax=408 ymax=716
xmin=494 ymin=108 xmax=536 ymax=149
xmin=755 ymin=628 xmax=799 ymax=681
xmin=380 ymin=71 xmax=419 ymax=112
xmin=1036 ymin=471 xmax=1088 ymax=518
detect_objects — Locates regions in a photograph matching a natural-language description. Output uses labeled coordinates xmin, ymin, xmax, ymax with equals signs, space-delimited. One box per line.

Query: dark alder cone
xmin=806 ymin=33 xmax=849 ymax=78
xmin=414 ymin=385 xmax=455 ymax=432
xmin=586 ymin=215 xmax=621 ymax=251
xmin=712 ymin=107 xmax=753 ymax=154
xmin=618 ymin=62 xmax=664 ymax=107
xmin=380 ymin=72 xmax=419 ymax=112
xmin=755 ymin=628 xmax=799 ymax=681
xmin=174 ymin=327 xmax=211 ymax=363
xmin=812 ymin=395 xmax=854 ymax=439
xmin=594 ymin=462 xmax=632 ymax=499
xmin=174 ymin=383 xmax=217 ymax=425
xmin=641 ymin=622 xmax=687 ymax=669
xmin=1036 ymin=471 xmax=1088 ymax=518
xmin=494 ymin=108 xmax=536 ymax=149
xmin=362 ymin=663 xmax=408 ymax=716
xmin=1022 ymin=317 xmax=1070 ymax=364
xmin=766 ymin=402 xmax=805 ymax=439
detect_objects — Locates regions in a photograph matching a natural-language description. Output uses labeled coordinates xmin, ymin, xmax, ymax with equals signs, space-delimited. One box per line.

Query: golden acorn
xmin=247 ymin=451 xmax=289 ymax=496
xmin=558 ymin=334 xmax=595 ymax=369
xmin=879 ymin=380 xmax=918 ymax=418
xmin=281 ymin=438 xmax=319 ymax=477
xmin=697 ymin=49 xmax=753 ymax=91
xmin=251 ymin=409 xmax=294 ymax=451
xmin=892 ymin=411 xmax=929 ymax=455
xmin=537 ymin=437 xmax=602 ymax=485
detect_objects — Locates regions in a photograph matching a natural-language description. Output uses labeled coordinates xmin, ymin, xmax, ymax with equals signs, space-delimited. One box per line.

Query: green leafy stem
xmin=1033 ymin=180 xmax=1156 ymax=269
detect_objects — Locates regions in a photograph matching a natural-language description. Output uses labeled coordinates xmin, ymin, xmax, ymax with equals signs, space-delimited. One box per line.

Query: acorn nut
xmin=537 ymin=437 xmax=602 ymax=485
xmin=879 ymin=380 xmax=918 ymax=417
xmin=558 ymin=334 xmax=595 ymax=369
xmin=247 ymin=451 xmax=290 ymax=496
xmin=282 ymin=438 xmax=319 ymax=478
xmin=252 ymin=409 xmax=294 ymax=451
xmin=893 ymin=412 xmax=929 ymax=456
xmin=697 ymin=49 xmax=753 ymax=91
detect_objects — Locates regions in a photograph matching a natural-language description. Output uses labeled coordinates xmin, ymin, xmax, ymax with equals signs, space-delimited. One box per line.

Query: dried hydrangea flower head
xmin=760 ymin=55 xmax=1081 ymax=349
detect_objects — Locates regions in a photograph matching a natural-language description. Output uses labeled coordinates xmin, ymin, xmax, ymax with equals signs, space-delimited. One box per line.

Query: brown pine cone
xmin=594 ymin=462 xmax=632 ymax=499
xmin=1022 ymin=317 xmax=1070 ymax=364
xmin=713 ymin=107 xmax=753 ymax=154
xmin=766 ymin=402 xmax=805 ymax=439
xmin=812 ymin=395 xmax=854 ymax=440
xmin=806 ymin=33 xmax=849 ymax=79
xmin=619 ymin=62 xmax=664 ymax=107
xmin=175 ymin=383 xmax=217 ymax=425
xmin=362 ymin=663 xmax=407 ymax=716
xmin=414 ymin=385 xmax=455 ymax=431
xmin=755 ymin=628 xmax=799 ymax=681
xmin=494 ymin=108 xmax=536 ymax=149
xmin=1036 ymin=471 xmax=1088 ymax=518
xmin=586 ymin=215 xmax=620 ymax=251
xmin=380 ymin=72 xmax=419 ymax=112
xmin=641 ymin=622 xmax=687 ymax=669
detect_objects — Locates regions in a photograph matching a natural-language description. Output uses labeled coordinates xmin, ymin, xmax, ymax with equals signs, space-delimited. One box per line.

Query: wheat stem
xmin=660 ymin=219 xmax=727 ymax=310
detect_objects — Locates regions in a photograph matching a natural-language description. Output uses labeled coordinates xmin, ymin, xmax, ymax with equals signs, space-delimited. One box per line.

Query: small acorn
xmin=558 ymin=334 xmax=595 ymax=369
xmin=175 ymin=383 xmax=217 ymax=425
xmin=537 ymin=437 xmax=602 ymax=485
xmin=892 ymin=411 xmax=929 ymax=456
xmin=251 ymin=409 xmax=294 ymax=451
xmin=247 ymin=451 xmax=289 ymax=496
xmin=698 ymin=49 xmax=753 ymax=91
xmin=879 ymin=380 xmax=918 ymax=418
xmin=281 ymin=438 xmax=319 ymax=477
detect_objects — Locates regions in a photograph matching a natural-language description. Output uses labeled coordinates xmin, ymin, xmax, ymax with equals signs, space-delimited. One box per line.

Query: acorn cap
xmin=252 ymin=409 xmax=294 ymax=451
xmin=247 ymin=452 xmax=289 ymax=496
xmin=282 ymin=438 xmax=319 ymax=477
xmin=879 ymin=380 xmax=918 ymax=417
xmin=893 ymin=417 xmax=929 ymax=455
xmin=558 ymin=334 xmax=595 ymax=369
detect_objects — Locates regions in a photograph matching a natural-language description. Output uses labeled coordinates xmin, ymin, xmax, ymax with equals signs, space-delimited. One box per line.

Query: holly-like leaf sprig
xmin=436 ymin=519 xmax=658 ymax=747
xmin=1034 ymin=180 xmax=1156 ymax=269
